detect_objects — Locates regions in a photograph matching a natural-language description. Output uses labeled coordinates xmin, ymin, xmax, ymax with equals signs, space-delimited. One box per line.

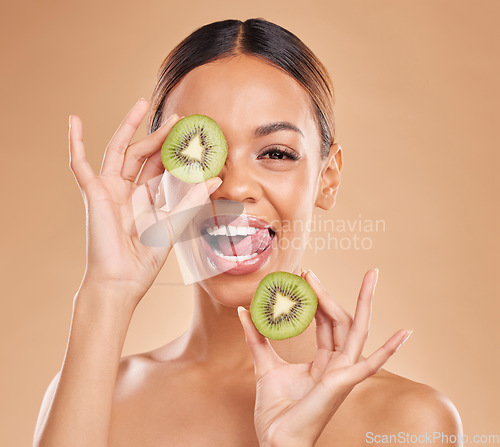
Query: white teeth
xmin=206 ymin=225 xmax=258 ymax=236
xmin=237 ymin=226 xmax=257 ymax=236
xmin=213 ymin=248 xmax=259 ymax=261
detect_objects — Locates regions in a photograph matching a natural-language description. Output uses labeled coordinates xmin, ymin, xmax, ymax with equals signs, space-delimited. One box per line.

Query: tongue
xmin=218 ymin=229 xmax=271 ymax=256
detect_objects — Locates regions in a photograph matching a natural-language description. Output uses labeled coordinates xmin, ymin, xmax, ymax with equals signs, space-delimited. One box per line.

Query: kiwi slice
xmin=161 ymin=114 xmax=227 ymax=183
xmin=250 ymin=272 xmax=318 ymax=340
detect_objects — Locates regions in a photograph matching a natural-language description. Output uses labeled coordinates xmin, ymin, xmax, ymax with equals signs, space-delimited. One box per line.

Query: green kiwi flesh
xmin=250 ymin=272 xmax=318 ymax=340
xmin=161 ymin=114 xmax=227 ymax=183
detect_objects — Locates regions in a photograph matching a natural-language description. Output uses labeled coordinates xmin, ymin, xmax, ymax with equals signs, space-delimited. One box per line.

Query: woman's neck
xmin=175 ymin=284 xmax=318 ymax=372
xmin=184 ymin=285 xmax=253 ymax=371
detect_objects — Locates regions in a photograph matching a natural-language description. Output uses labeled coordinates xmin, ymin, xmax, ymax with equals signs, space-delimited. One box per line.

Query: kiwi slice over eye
xmin=250 ymin=271 xmax=318 ymax=340
xmin=161 ymin=114 xmax=227 ymax=183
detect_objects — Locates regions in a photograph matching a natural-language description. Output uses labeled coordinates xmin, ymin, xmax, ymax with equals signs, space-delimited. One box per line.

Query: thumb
xmin=164 ymin=177 xmax=222 ymax=243
xmin=237 ymin=306 xmax=284 ymax=377
xmin=134 ymin=176 xmax=222 ymax=247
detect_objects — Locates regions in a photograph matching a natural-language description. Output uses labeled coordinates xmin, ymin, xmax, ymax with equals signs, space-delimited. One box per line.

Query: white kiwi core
xmin=272 ymin=292 xmax=296 ymax=320
xmin=180 ymin=134 xmax=205 ymax=161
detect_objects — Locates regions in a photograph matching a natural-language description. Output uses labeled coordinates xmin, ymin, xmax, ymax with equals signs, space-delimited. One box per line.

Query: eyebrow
xmin=254 ymin=121 xmax=304 ymax=138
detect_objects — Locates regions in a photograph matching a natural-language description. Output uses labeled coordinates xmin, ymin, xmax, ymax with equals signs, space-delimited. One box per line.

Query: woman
xmin=34 ymin=18 xmax=462 ymax=447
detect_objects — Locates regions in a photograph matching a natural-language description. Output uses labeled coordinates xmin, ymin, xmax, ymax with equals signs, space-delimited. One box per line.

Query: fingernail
xmin=300 ymin=268 xmax=308 ymax=278
xmin=136 ymin=97 xmax=146 ymax=105
xmin=373 ymin=268 xmax=379 ymax=290
xmin=208 ymin=178 xmax=222 ymax=194
xmin=394 ymin=330 xmax=412 ymax=352
xmin=308 ymin=269 xmax=320 ymax=284
xmin=237 ymin=306 xmax=246 ymax=319
xmin=68 ymin=115 xmax=72 ymax=128
xmin=160 ymin=114 xmax=178 ymax=127
xmin=401 ymin=330 xmax=413 ymax=344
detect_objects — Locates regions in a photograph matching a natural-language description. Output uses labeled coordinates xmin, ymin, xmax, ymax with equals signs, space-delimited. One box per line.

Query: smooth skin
xmin=34 ymin=55 xmax=462 ymax=447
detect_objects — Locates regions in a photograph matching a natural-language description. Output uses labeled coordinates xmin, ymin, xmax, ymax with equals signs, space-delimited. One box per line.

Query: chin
xmin=197 ymin=249 xmax=304 ymax=309
xmin=199 ymin=278 xmax=256 ymax=307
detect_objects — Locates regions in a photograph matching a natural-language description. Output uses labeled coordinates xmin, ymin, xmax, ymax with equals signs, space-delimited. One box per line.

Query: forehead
xmin=162 ymin=55 xmax=317 ymax=140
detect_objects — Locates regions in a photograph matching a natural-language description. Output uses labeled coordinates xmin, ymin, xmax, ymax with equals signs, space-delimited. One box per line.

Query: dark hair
xmin=148 ymin=18 xmax=335 ymax=158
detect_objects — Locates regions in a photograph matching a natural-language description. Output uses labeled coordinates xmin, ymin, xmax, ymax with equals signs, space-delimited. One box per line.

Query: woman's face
xmin=161 ymin=54 xmax=332 ymax=306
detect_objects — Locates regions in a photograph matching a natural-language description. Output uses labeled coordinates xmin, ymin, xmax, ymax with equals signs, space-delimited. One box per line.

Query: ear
xmin=315 ymin=143 xmax=343 ymax=210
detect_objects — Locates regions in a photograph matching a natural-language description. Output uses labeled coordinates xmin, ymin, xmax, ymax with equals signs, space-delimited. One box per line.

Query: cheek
xmin=264 ymin=166 xmax=317 ymax=262
xmin=265 ymin=162 xmax=317 ymax=223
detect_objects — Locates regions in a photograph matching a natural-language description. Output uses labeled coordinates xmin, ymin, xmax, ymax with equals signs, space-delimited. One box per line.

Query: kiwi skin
xmin=161 ymin=114 xmax=227 ymax=184
xmin=250 ymin=271 xmax=318 ymax=340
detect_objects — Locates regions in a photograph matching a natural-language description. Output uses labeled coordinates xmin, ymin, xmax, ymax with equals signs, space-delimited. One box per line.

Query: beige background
xmin=1 ymin=0 xmax=498 ymax=444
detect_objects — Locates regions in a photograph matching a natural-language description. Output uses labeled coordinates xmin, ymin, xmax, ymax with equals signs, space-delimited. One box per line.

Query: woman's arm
xmin=33 ymin=282 xmax=137 ymax=447
xmin=33 ymin=99 xmax=222 ymax=447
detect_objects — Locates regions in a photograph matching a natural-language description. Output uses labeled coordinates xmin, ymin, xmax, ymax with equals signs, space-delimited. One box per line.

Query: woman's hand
xmin=238 ymin=269 xmax=412 ymax=447
xmin=69 ymin=98 xmax=222 ymax=307
xmin=34 ymin=100 xmax=225 ymax=447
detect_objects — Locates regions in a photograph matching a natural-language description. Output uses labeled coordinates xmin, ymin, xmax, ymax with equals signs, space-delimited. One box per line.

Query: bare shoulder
xmin=366 ymin=369 xmax=463 ymax=432
xmin=113 ymin=338 xmax=189 ymax=400
xmin=111 ymin=353 xmax=154 ymax=404
xmin=318 ymin=369 xmax=463 ymax=447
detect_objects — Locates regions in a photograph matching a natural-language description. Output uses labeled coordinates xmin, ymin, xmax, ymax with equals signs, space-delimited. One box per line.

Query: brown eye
xmin=258 ymin=147 xmax=300 ymax=161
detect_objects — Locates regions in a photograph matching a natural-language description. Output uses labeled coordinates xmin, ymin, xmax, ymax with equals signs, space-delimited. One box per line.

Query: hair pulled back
xmin=148 ymin=18 xmax=335 ymax=158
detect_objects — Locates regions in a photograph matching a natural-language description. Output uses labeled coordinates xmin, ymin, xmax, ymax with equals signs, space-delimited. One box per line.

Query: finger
xmin=131 ymin=174 xmax=171 ymax=247
xmin=100 ymin=98 xmax=149 ymax=176
xmin=344 ymin=329 xmax=412 ymax=385
xmin=304 ymin=270 xmax=352 ymax=351
xmin=165 ymin=177 xmax=222 ymax=241
xmin=343 ymin=269 xmax=377 ymax=362
xmin=135 ymin=149 xmax=165 ymax=186
xmin=292 ymin=329 xmax=411 ymax=437
xmin=69 ymin=115 xmax=96 ymax=191
xmin=237 ymin=307 xmax=283 ymax=377
xmin=141 ymin=172 xmax=165 ymax=210
xmin=121 ymin=114 xmax=181 ymax=182
xmin=301 ymin=269 xmax=334 ymax=351
xmin=315 ymin=306 xmax=334 ymax=351
xmin=133 ymin=177 xmax=223 ymax=247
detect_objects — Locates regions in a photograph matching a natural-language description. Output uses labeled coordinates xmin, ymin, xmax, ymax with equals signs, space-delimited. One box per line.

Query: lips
xmin=200 ymin=215 xmax=276 ymax=275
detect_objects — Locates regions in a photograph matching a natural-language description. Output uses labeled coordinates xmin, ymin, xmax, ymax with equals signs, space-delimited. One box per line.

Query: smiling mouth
xmin=200 ymin=215 xmax=276 ymax=273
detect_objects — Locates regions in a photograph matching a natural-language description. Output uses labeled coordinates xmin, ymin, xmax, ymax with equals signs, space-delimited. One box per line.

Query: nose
xmin=211 ymin=157 xmax=262 ymax=204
